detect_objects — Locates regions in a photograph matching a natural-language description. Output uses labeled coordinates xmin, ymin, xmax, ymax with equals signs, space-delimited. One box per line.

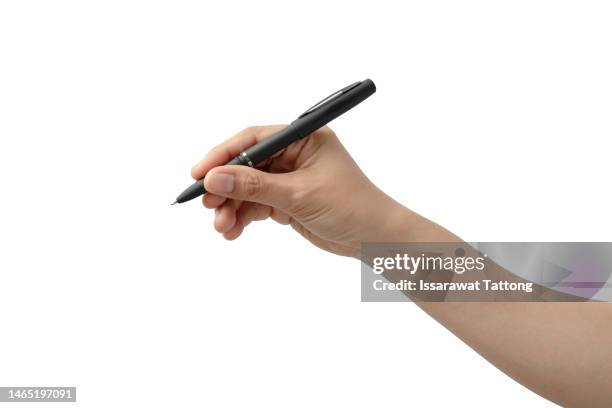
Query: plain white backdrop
xmin=1 ymin=1 xmax=611 ymax=407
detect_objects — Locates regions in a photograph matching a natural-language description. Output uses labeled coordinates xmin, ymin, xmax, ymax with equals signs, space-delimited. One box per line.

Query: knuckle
xmin=319 ymin=125 xmax=334 ymax=136
xmin=243 ymin=125 xmax=259 ymax=135
xmin=243 ymin=172 xmax=263 ymax=198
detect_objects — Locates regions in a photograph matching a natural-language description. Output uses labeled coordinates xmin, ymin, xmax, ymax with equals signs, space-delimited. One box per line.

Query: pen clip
xmin=297 ymin=81 xmax=362 ymax=119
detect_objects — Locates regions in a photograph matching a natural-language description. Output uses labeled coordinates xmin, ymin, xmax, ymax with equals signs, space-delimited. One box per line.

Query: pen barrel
xmin=243 ymin=79 xmax=376 ymax=165
xmin=242 ymin=125 xmax=303 ymax=164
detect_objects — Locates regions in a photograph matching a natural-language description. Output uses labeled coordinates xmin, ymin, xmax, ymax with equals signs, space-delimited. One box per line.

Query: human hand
xmin=191 ymin=125 xmax=430 ymax=258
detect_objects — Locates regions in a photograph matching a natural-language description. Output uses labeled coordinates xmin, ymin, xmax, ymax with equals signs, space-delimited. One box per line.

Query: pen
xmin=172 ymin=79 xmax=376 ymax=205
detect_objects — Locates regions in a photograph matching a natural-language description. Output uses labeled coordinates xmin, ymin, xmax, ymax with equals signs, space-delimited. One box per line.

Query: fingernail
xmin=206 ymin=173 xmax=234 ymax=193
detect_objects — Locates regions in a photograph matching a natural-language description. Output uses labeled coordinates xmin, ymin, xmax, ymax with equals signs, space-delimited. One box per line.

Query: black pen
xmin=172 ymin=79 xmax=376 ymax=205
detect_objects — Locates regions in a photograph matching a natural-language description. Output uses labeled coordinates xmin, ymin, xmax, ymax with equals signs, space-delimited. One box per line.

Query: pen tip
xmin=171 ymin=201 xmax=178 ymax=206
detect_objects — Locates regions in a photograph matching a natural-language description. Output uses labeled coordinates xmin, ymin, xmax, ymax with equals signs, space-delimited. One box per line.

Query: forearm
xmin=421 ymin=302 xmax=612 ymax=407
xmin=389 ymin=206 xmax=612 ymax=407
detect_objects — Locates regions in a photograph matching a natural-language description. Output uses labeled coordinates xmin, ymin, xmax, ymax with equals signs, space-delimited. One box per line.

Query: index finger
xmin=191 ymin=124 xmax=287 ymax=180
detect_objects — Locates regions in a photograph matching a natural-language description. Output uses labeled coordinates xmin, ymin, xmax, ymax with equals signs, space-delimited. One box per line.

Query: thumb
xmin=204 ymin=165 xmax=295 ymax=210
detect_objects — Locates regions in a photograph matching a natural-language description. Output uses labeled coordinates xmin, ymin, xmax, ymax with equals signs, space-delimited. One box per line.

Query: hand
xmin=191 ymin=125 xmax=430 ymax=257
xmin=194 ymin=127 xmax=612 ymax=408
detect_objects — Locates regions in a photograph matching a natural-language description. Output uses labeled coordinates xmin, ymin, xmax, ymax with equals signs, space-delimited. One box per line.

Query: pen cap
xmin=293 ymin=79 xmax=376 ymax=133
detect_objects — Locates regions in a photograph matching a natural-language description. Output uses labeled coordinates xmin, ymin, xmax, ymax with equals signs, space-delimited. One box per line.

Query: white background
xmin=1 ymin=1 xmax=611 ymax=407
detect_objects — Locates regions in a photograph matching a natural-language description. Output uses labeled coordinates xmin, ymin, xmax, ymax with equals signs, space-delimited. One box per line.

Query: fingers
xmin=222 ymin=222 xmax=244 ymax=241
xmin=213 ymin=199 xmax=241 ymax=233
xmin=209 ymin=200 xmax=292 ymax=240
xmin=204 ymin=165 xmax=296 ymax=211
xmin=203 ymin=193 xmax=226 ymax=209
xmin=191 ymin=125 xmax=287 ymax=180
xmin=237 ymin=202 xmax=272 ymax=226
xmin=196 ymin=124 xmax=308 ymax=240
xmin=269 ymin=207 xmax=291 ymax=225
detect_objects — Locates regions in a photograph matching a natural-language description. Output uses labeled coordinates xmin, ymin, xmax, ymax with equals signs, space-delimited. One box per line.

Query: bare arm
xmin=404 ymin=216 xmax=612 ymax=407
xmin=193 ymin=125 xmax=612 ymax=407
xmin=374 ymin=207 xmax=612 ymax=406
xmin=421 ymin=301 xmax=612 ymax=407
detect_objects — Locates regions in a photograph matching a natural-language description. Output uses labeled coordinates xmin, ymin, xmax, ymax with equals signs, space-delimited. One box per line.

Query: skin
xmin=192 ymin=125 xmax=612 ymax=407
